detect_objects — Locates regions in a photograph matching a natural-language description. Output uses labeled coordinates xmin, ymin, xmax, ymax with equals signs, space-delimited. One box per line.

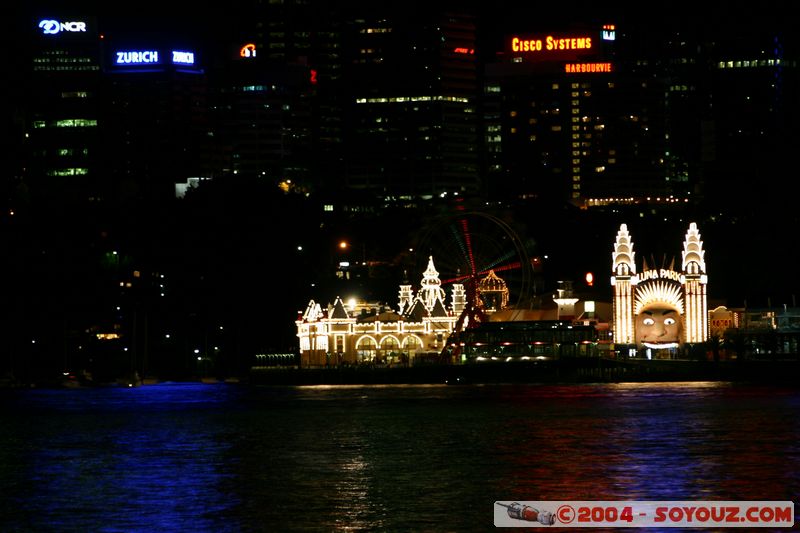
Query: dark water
xmin=1 ymin=381 xmax=799 ymax=532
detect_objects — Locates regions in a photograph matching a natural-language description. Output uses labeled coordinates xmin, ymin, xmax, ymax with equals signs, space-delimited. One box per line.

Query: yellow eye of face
xmin=643 ymin=318 xmax=655 ymax=326
xmin=664 ymin=318 xmax=676 ymax=325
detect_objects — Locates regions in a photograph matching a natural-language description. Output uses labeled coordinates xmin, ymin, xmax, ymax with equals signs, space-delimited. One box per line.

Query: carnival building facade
xmin=611 ymin=222 xmax=709 ymax=358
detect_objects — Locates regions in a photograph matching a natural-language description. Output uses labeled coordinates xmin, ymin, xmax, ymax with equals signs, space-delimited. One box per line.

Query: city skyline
xmin=4 ymin=4 xmax=799 ymax=382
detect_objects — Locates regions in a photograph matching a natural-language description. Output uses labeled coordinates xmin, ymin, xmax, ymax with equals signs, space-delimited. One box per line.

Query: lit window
xmin=55 ymin=119 xmax=97 ymax=128
xmin=47 ymin=168 xmax=89 ymax=176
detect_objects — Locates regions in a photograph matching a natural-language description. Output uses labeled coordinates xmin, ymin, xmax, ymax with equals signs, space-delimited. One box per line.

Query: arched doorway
xmin=356 ymin=337 xmax=377 ymax=364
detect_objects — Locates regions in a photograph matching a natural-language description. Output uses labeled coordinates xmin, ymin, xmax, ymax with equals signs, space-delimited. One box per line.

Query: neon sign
xmin=39 ymin=19 xmax=87 ymax=35
xmin=565 ymin=62 xmax=612 ymax=73
xmin=453 ymin=47 xmax=474 ymax=54
xmin=172 ymin=50 xmax=195 ymax=64
xmin=638 ymin=269 xmax=681 ymax=283
xmin=115 ymin=51 xmax=160 ymax=65
xmin=240 ymin=44 xmax=257 ymax=58
xmin=511 ymin=35 xmax=592 ymax=53
xmin=602 ymin=24 xmax=616 ymax=41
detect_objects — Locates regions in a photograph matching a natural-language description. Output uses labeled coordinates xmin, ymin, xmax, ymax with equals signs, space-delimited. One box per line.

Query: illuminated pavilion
xmin=296 ymin=256 xmax=466 ymax=367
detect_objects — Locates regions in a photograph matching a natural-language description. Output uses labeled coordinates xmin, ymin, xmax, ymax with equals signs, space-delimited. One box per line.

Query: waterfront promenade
xmin=248 ymin=357 xmax=800 ymax=386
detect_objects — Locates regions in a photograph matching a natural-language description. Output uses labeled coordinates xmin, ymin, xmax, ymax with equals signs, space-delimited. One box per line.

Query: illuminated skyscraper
xmin=103 ymin=39 xmax=212 ymax=202
xmin=24 ymin=15 xmax=103 ymax=204
xmin=483 ymin=23 xmax=671 ymax=207
xmin=481 ymin=15 xmax=799 ymax=215
xmin=226 ymin=3 xmax=480 ymax=199
xmin=343 ymin=9 xmax=480 ymax=199
xmin=207 ymin=0 xmax=344 ymax=193
xmin=22 ymin=15 xmax=215 ymax=204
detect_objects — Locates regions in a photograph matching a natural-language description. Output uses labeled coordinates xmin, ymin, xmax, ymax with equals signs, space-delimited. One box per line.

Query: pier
xmin=249 ymin=357 xmax=800 ymax=386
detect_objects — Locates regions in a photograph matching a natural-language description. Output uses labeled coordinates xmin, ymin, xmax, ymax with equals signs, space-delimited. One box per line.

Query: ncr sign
xmin=38 ymin=19 xmax=88 ymax=35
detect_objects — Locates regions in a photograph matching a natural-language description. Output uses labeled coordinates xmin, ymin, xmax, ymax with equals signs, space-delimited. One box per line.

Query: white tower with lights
xmin=611 ymin=224 xmax=636 ymax=345
xmin=681 ymin=222 xmax=709 ymax=343
xmin=418 ymin=256 xmax=447 ymax=312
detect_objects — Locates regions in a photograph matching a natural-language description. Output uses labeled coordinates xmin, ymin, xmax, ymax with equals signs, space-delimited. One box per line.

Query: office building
xmin=25 ymin=15 xmax=103 ymax=204
xmin=343 ymin=9 xmax=480 ymax=199
xmin=483 ymin=23 xmax=677 ymax=207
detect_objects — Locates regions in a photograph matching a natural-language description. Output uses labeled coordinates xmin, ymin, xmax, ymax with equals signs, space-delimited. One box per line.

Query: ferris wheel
xmin=406 ymin=208 xmax=540 ymax=329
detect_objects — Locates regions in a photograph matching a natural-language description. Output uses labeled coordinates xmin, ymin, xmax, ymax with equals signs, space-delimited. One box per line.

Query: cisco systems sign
xmin=38 ymin=19 xmax=87 ymax=35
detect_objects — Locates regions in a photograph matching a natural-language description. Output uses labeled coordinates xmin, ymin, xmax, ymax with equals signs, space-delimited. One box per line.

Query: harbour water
xmin=1 ymin=381 xmax=799 ymax=531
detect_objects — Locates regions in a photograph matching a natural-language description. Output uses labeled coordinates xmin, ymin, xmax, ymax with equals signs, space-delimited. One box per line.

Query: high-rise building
xmin=102 ymin=38 xmax=212 ymax=202
xmin=24 ymin=15 xmax=103 ymax=204
xmin=343 ymin=9 xmax=480 ymax=199
xmin=481 ymin=18 xmax=797 ymax=211
xmin=22 ymin=14 xmax=216 ymax=205
xmin=207 ymin=1 xmax=345 ymax=193
xmin=702 ymin=26 xmax=799 ymax=211
xmin=210 ymin=46 xmax=315 ymax=189
xmin=483 ymin=23 xmax=675 ymax=208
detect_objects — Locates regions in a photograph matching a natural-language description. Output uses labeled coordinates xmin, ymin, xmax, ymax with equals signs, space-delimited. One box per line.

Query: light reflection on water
xmin=1 ymin=381 xmax=799 ymax=531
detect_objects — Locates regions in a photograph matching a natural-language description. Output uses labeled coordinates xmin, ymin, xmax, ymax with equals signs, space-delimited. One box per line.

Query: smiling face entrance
xmin=633 ymin=278 xmax=685 ymax=349
xmin=635 ymin=304 xmax=682 ymax=348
